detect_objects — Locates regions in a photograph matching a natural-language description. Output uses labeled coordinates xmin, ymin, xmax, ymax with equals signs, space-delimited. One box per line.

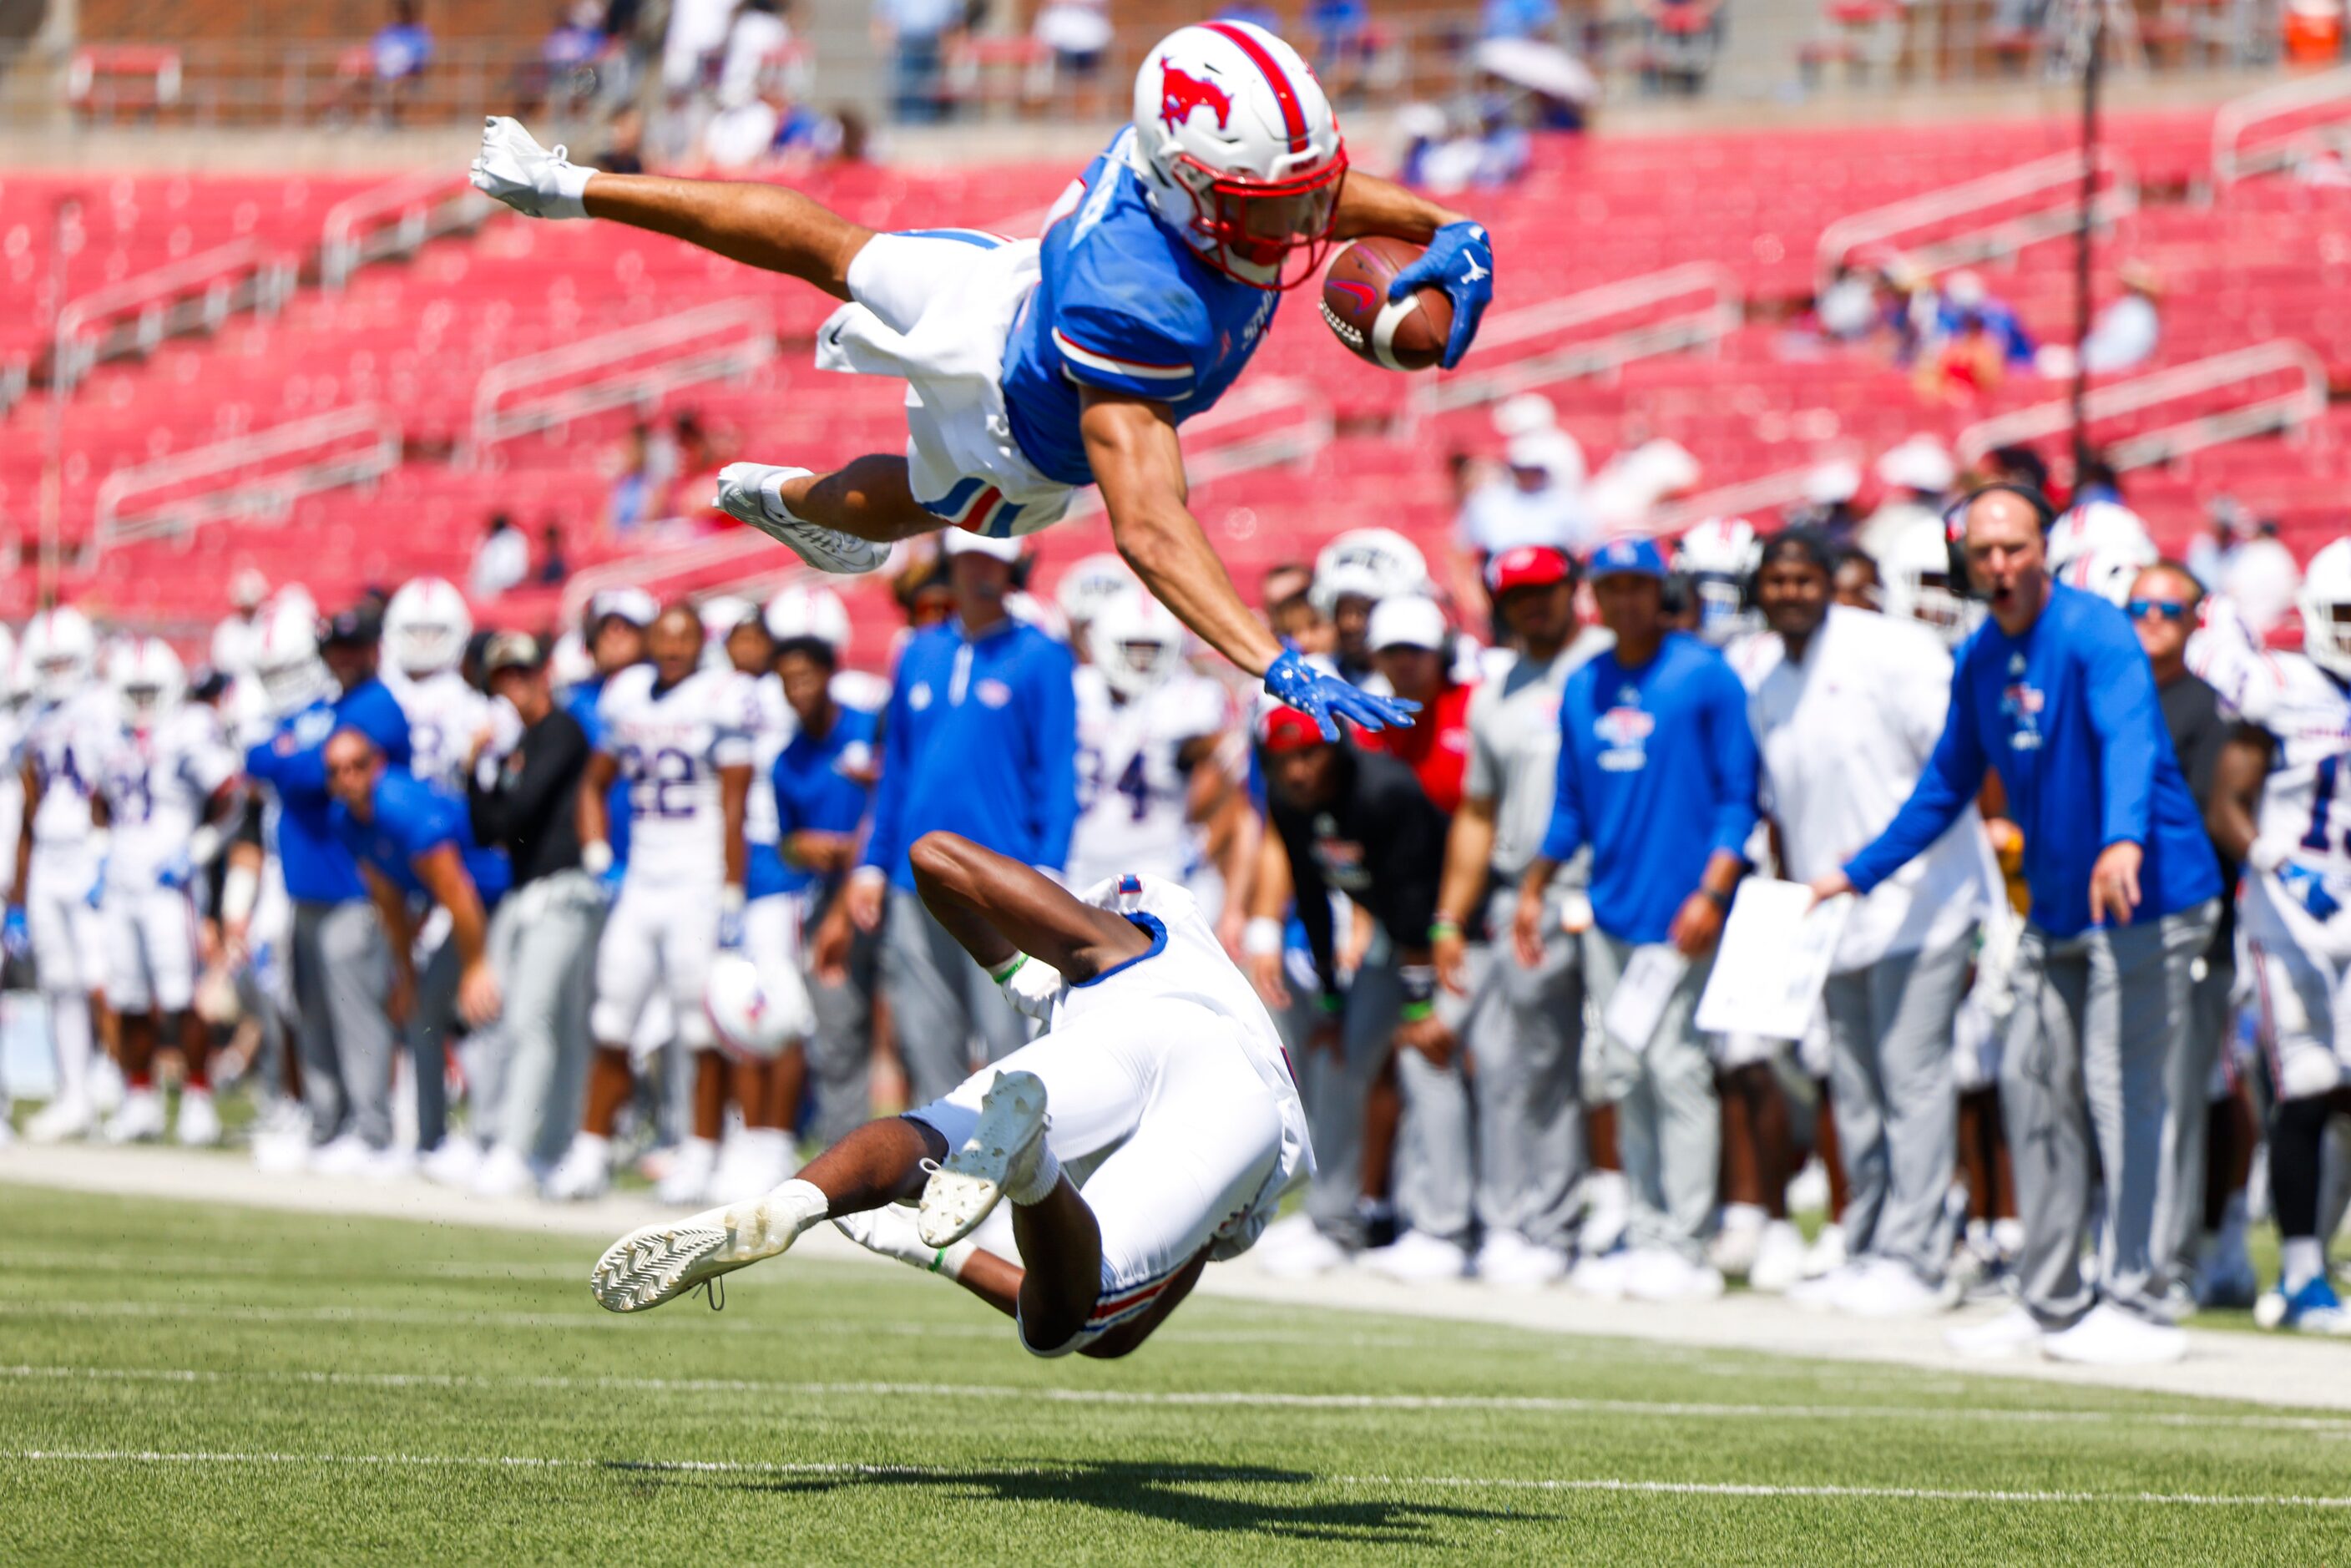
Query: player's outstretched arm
xmin=908 ymin=830 xmax=1146 ymax=983
xmin=1080 ymin=389 xmax=1418 ymax=740
xmin=469 ymin=118 xmax=871 ymax=300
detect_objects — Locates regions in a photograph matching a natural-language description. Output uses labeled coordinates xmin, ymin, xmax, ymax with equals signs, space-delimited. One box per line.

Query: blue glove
xmin=2278 ymin=862 xmax=2341 ymax=922
xmin=1389 ymin=220 xmax=1494 ymax=371
xmin=1262 ymin=648 xmax=1419 ymax=741
xmin=3 ymin=905 xmax=26 ymax=961
xmin=157 ymin=852 xmax=195 ymax=893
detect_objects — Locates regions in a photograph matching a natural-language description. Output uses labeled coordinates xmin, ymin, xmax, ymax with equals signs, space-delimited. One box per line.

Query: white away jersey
xmin=386 ymin=667 xmax=492 ymax=792
xmin=1065 ymin=665 xmax=1229 ymax=893
xmin=22 ymin=687 xmax=114 ymax=859
xmin=744 ymin=671 xmax=791 ymax=849
xmin=2238 ymin=651 xmax=2351 ymax=887
xmin=96 ymin=706 xmax=239 ymax=889
xmin=596 ymin=664 xmax=758 ymax=885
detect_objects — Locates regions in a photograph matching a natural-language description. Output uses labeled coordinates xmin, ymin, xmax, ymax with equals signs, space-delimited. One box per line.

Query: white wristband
xmin=221 ymin=864 xmax=260 ymax=927
xmin=721 ymin=883 xmax=746 ymax=917
xmin=1242 ymin=916 xmax=1285 ymax=958
xmin=188 ymin=825 xmax=223 ymax=867
xmin=547 ymin=162 xmax=595 ymax=220
xmin=2247 ymin=838 xmax=2287 ymax=876
xmin=580 ymin=840 xmax=614 ymax=877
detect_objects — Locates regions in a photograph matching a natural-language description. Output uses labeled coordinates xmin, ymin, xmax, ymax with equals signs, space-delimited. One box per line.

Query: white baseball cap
xmin=1876 ymin=436 xmax=1955 ymax=495
xmin=590 ymin=586 xmax=659 ymax=628
xmin=1368 ymin=594 xmax=1448 ymax=653
xmin=942 ymin=529 xmax=1024 ymax=564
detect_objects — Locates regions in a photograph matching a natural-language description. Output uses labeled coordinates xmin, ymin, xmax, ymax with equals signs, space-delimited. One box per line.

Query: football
xmin=1319 ymin=235 xmax=1454 ymax=372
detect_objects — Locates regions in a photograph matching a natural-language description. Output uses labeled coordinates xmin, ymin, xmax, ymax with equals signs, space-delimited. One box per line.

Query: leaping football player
xmin=591 ymin=831 xmax=1309 ymax=1360
xmin=471 ymin=20 xmax=1491 ymax=740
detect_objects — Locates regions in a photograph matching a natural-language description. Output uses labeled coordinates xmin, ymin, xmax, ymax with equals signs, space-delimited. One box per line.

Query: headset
xmin=1940 ymin=482 xmax=2056 ymax=599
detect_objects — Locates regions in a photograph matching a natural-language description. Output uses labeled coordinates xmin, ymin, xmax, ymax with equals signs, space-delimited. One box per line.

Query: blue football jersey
xmin=1000 ymin=129 xmax=1281 ymax=488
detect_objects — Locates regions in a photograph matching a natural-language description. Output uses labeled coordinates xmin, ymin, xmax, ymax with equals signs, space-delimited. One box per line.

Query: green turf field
xmin=2 ymin=1186 xmax=2344 ymax=1565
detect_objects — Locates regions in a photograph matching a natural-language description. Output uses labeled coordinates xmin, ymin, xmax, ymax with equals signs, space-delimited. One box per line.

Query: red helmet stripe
xmin=1199 ymin=21 xmax=1309 ymax=155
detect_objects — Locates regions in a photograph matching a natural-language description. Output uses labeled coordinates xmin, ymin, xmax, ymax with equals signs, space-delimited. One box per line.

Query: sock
xmin=2283 ymin=1237 xmax=2325 ymax=1296
xmin=48 ymin=994 xmax=91 ymax=1105
xmin=1006 ymin=1141 xmax=1062 ymax=1207
xmin=757 ymin=1177 xmax=831 ymax=1242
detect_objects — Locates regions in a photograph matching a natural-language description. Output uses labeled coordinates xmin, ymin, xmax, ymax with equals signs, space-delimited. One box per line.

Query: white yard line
xmin=8 ymin=1362 xmax=2351 ymax=1431
xmin=8 ymin=1141 xmax=2350 ymax=1409
xmin=4 ymin=1448 xmax=2348 ymax=1508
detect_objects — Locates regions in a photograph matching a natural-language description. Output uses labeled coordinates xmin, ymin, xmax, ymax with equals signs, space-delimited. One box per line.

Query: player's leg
xmin=2248 ymin=936 xmax=2351 ymax=1332
xmin=23 ymin=880 xmax=96 ymax=1141
xmin=1995 ymin=934 xmax=2096 ymax=1333
xmin=551 ymin=887 xmax=660 ymax=1198
xmin=99 ymin=895 xmax=164 ymax=1141
xmin=319 ymin=898 xmax=398 ymax=1153
xmin=155 ymin=887 xmax=216 ymax=1142
xmin=660 ymin=894 xmax=729 ymax=1203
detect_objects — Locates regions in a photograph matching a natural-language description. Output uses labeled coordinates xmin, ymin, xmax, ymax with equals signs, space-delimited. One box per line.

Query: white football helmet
xmin=2045 ymin=500 xmax=2156 ymax=579
xmin=764 ymin=582 xmax=851 ymax=653
xmin=2298 ymin=539 xmax=2351 ymax=680
xmin=23 ymin=606 xmax=97 ymax=704
xmin=382 ymin=577 xmax=473 ymax=678
xmin=250 ymin=597 xmax=333 ymax=716
xmin=1673 ymin=517 xmax=1763 ymax=646
xmin=1090 ymin=588 xmax=1187 ymax=700
xmin=1880 ymin=518 xmax=1974 ymax=645
xmin=1309 ymin=528 xmax=1431 ymax=616
xmin=108 ymin=636 xmax=186 ymax=729
xmin=2056 ymin=544 xmax=2157 ymax=608
xmin=1054 ymin=554 xmax=1140 ymax=638
xmin=1128 ymin=21 xmax=1347 ymax=290
xmin=703 ymin=951 xmax=815 ymax=1064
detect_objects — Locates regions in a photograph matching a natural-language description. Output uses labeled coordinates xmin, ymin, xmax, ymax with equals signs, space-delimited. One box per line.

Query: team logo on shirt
xmin=2000 ymin=681 xmax=2044 ymax=751
xmin=1595 ymin=703 xmax=1653 ymax=772
xmin=977 ymin=678 xmax=1014 ymax=709
xmin=908 ymin=682 xmax=933 ymax=711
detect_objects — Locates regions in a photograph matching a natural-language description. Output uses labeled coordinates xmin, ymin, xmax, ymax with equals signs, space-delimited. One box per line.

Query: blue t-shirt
xmin=245 ymin=679 xmax=413 ymax=904
xmin=774 ymin=701 xmax=881 ymax=896
xmin=862 ymin=617 xmax=1078 ymax=892
xmin=1844 ymin=582 xmax=2222 ymax=938
xmin=331 ymin=768 xmax=511 ymax=905
xmin=999 ymin=129 xmax=1281 ymax=488
xmin=1539 ymin=632 xmax=1760 ymax=945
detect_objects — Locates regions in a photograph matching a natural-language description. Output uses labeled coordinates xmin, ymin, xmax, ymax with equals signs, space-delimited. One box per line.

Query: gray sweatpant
xmin=1282 ymin=953 xmax=1400 ymax=1248
xmin=1820 ymin=933 xmax=1970 ymax=1282
xmin=290 ymin=898 xmax=394 ymax=1149
xmin=2003 ymin=899 xmax=2219 ymax=1329
xmin=806 ymin=913 xmax=881 ymax=1145
xmin=2153 ymin=951 xmax=2235 ymax=1287
xmin=1463 ymin=885 xmax=1586 ymax=1252
xmin=477 ymin=872 xmax=601 ymax=1164
xmin=879 ymin=890 xmax=1027 ymax=1108
xmin=1585 ymin=928 xmax=1717 ymax=1262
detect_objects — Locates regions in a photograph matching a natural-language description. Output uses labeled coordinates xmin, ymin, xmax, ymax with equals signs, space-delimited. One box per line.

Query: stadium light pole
xmin=2070 ymin=0 xmax=2106 ymax=480
xmin=38 ymin=195 xmax=78 ymax=614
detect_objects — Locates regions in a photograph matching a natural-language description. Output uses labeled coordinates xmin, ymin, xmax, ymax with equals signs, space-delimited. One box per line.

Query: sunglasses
xmin=2126 ymin=599 xmax=2192 ymax=623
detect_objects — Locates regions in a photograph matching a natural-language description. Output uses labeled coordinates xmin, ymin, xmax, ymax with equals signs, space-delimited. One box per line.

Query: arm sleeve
xmin=2086 ymin=616 xmax=2164 ymax=847
xmin=858 ymin=669 xmax=913 ymax=877
xmin=356 ymin=688 xmax=411 ymax=770
xmin=1027 ymin=641 xmax=1079 ymax=873
xmin=1843 ymin=655 xmax=1988 ymax=893
xmin=1537 ymin=683 xmax=1589 ymax=862
xmin=1703 ymin=660 xmax=1761 ymax=863
xmin=1051 ymin=257 xmax=1206 ymax=403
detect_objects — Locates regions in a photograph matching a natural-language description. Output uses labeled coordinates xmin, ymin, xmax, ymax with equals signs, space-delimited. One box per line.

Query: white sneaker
xmin=89 ymin=1057 xmax=125 ymax=1115
xmin=26 ymin=1096 xmax=94 ymax=1144
xmin=102 ymin=1088 xmax=167 ymax=1144
xmin=308 ymin=1132 xmax=375 ymax=1178
xmin=708 ymin=1129 xmax=791 ymax=1206
xmin=1475 ymin=1229 xmax=1570 ymax=1287
xmin=468 ymin=116 xmax=595 ymax=220
xmin=1707 ymin=1204 xmax=1767 ymax=1277
xmin=590 ymin=1183 xmax=823 ymax=1313
xmin=1787 ymin=1262 xmax=1863 ymax=1312
xmin=1801 ymin=1222 xmax=1848 ymax=1280
xmin=656 ymin=1137 xmax=721 ymax=1206
xmin=543 ymin=1134 xmax=613 ymax=1201
xmin=418 ymin=1138 xmax=482 ymax=1188
xmin=714 ymin=463 xmax=891 ymax=575
xmin=471 ymin=1144 xmax=536 ymax=1200
xmin=918 ymin=1070 xmax=1049 ymax=1248
xmin=1256 ymin=1223 xmax=1350 ymax=1278
xmin=1945 ymin=1303 xmax=2044 ymax=1358
xmin=1784 ymin=1156 xmax=1831 ymax=1216
xmin=2040 ymin=1302 xmax=2189 ymax=1366
xmin=1579 ymin=1171 xmax=1631 ymax=1257
xmin=172 ymin=1089 xmax=221 ymax=1148
xmin=1569 ymin=1247 xmax=1637 ymax=1300
xmin=1746 ymin=1221 xmax=1808 ymax=1294
xmin=1624 ymin=1247 xmax=1727 ymax=1303
xmin=364 ymin=1143 xmax=417 ymax=1183
xmin=1361 ymin=1230 xmax=1471 ymax=1283
xmin=1835 ymin=1257 xmax=1954 ymax=1318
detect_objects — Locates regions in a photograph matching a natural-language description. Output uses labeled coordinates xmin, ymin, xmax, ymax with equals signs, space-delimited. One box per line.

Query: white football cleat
xmin=1361 ymin=1229 xmax=1471 ymax=1283
xmin=468 ymin=116 xmax=596 ymax=219
xmin=2040 ymin=1302 xmax=2188 ymax=1365
xmin=1474 ymin=1229 xmax=1570 ymax=1287
xmin=1833 ymin=1257 xmax=1955 ymax=1318
xmin=471 ymin=1144 xmax=537 ymax=1200
xmin=418 ymin=1137 xmax=483 ymax=1189
xmin=713 ymin=463 xmax=891 ymax=575
xmin=1568 ymin=1246 xmax=1637 ymax=1300
xmin=1745 ymin=1220 xmax=1809 ymax=1293
xmin=918 ymin=1070 xmax=1049 ymax=1248
xmin=1622 ymin=1247 xmax=1727 ymax=1303
xmin=307 ymin=1131 xmax=375 ymax=1177
xmin=102 ymin=1088 xmax=167 ymax=1144
xmin=1254 ymin=1218 xmax=1350 ymax=1278
xmin=172 ymin=1088 xmax=221 ymax=1148
xmin=26 ymin=1096 xmax=94 ymax=1144
xmin=590 ymin=1185 xmax=819 ymax=1313
xmin=1945 ymin=1303 xmax=2044 ymax=1358
xmin=543 ymin=1133 xmax=613 ymax=1201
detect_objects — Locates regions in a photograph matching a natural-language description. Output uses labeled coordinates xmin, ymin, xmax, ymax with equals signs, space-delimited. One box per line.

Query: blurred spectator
xmin=341 ymin=0 xmax=432 ymax=123
xmin=1218 ymin=2 xmax=1284 ymax=32
xmin=1981 ymin=443 xmax=2050 ymax=495
xmin=1262 ymin=564 xmax=1332 ymax=656
xmin=719 ymin=0 xmax=794 ymax=106
xmin=607 ymin=422 xmax=658 ymax=534
xmin=2218 ymin=518 xmax=2301 ymax=637
xmin=2074 ymin=263 xmax=2163 ymax=377
xmin=1305 ymin=0 xmax=1374 ymax=99
xmin=663 ymin=0 xmax=735 ymax=96
xmin=2072 ymin=453 xmax=2125 ymax=508
xmin=1363 ymin=596 xmax=1476 ymax=816
xmin=536 ymin=524 xmax=570 ymax=586
xmin=1482 ymin=0 xmax=1560 ymax=39
xmin=1858 ymin=437 xmax=1955 ymax=561
xmin=1398 ymin=98 xmax=1533 ymax=194
xmin=211 ymin=568 xmax=272 ymax=680
xmin=1833 ymin=546 xmax=1883 ymax=610
xmin=597 ymin=106 xmax=648 ymax=174
xmin=1938 ymin=272 xmax=2035 ymax=369
xmin=1033 ymin=0 xmax=1112 ymax=79
xmin=1450 ymin=432 xmax=1593 ymax=608
xmin=1585 ymin=438 xmax=1701 ymax=535
xmin=471 ymin=513 xmax=530 ymax=601
xmin=874 ymin=0 xmax=962 ymax=123
xmin=1785 ymin=460 xmax=1863 ymax=548
xmin=1641 ymin=0 xmax=1722 ymax=94
xmin=535 ymin=1 xmax=606 ymax=112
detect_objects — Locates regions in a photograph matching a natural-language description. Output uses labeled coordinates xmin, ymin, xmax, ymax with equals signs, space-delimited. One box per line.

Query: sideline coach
xmin=1812 ymin=485 xmax=2220 ymax=1366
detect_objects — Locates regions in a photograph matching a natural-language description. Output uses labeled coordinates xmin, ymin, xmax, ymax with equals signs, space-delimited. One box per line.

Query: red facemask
xmin=1174 ymin=149 xmax=1349 ymax=292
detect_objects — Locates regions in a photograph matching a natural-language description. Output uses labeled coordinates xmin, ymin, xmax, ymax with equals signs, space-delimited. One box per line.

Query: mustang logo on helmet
xmin=1159 ymin=61 xmax=1233 ymax=132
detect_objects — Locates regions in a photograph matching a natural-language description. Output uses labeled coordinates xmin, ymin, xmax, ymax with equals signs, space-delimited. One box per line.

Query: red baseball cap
xmin=1485 ymin=544 xmax=1574 ymax=596
xmin=1259 ymin=705 xmax=1330 ymax=753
